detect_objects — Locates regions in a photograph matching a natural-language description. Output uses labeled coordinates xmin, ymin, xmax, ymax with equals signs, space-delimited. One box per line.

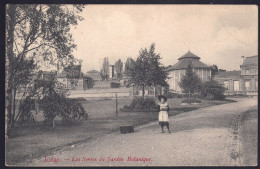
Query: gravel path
xmin=27 ymin=97 xmax=257 ymax=167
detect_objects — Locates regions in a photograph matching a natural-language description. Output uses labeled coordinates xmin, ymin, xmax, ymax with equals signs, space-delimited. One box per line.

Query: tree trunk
xmin=6 ymin=4 xmax=16 ymax=139
xmin=142 ymin=84 xmax=145 ymax=99
xmin=11 ymin=88 xmax=16 ymax=128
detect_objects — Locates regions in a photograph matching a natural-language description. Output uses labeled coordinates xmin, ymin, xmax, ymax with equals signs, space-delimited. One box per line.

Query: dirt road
xmin=27 ymin=97 xmax=257 ymax=166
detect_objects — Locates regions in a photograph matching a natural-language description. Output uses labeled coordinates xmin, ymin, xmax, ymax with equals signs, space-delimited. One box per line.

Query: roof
xmin=87 ymin=70 xmax=100 ymax=73
xmin=56 ymin=70 xmax=86 ymax=78
xmin=241 ymin=55 xmax=258 ymax=67
xmin=178 ymin=50 xmax=200 ymax=60
xmin=214 ymin=70 xmax=241 ymax=79
xmin=166 ymin=51 xmax=209 ymax=71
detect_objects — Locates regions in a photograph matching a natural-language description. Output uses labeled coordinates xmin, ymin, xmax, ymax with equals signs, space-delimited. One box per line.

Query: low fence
xmin=67 ymin=91 xmax=131 ymax=99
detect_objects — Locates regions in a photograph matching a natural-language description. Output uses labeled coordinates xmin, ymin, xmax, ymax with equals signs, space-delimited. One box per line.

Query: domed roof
xmin=178 ymin=50 xmax=200 ymax=60
xmin=166 ymin=51 xmax=209 ymax=71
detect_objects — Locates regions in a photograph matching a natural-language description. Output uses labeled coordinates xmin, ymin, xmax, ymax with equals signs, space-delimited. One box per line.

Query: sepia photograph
xmin=5 ymin=4 xmax=258 ymax=166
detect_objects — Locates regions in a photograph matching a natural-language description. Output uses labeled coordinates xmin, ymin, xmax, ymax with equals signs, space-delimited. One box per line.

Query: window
xmin=245 ymin=69 xmax=250 ymax=74
xmin=245 ymin=81 xmax=250 ymax=90
xmin=224 ymin=81 xmax=229 ymax=90
xmin=234 ymin=81 xmax=239 ymax=91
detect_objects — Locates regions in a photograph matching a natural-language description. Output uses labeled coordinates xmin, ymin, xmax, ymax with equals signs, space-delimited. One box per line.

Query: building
xmin=86 ymin=70 xmax=102 ymax=81
xmin=131 ymin=85 xmax=164 ymax=97
xmin=165 ymin=50 xmax=211 ymax=93
xmin=214 ymin=55 xmax=258 ymax=96
xmin=56 ymin=70 xmax=88 ymax=91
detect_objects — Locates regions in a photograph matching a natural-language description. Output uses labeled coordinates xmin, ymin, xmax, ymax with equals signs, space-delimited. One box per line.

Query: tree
xmin=114 ymin=59 xmax=123 ymax=79
xmin=179 ymin=63 xmax=202 ymax=96
xmin=124 ymin=57 xmax=135 ymax=77
xmin=100 ymin=57 xmax=109 ymax=81
xmin=63 ymin=63 xmax=82 ymax=89
xmin=210 ymin=64 xmax=218 ymax=79
xmin=200 ymin=79 xmax=226 ymax=100
xmin=128 ymin=43 xmax=168 ymax=99
xmin=5 ymin=4 xmax=84 ymax=138
xmin=9 ymin=57 xmax=36 ymax=126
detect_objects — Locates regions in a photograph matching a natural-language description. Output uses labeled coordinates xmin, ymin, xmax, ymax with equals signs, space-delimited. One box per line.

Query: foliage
xmin=5 ymin=4 xmax=84 ymax=132
xmin=101 ymin=57 xmax=109 ymax=80
xmin=39 ymin=89 xmax=88 ymax=126
xmin=179 ymin=63 xmax=202 ymax=94
xmin=181 ymin=98 xmax=201 ymax=104
xmin=110 ymin=82 xmax=120 ymax=88
xmin=17 ymin=96 xmax=36 ymax=124
xmin=13 ymin=57 xmax=36 ymax=88
xmin=114 ymin=59 xmax=123 ymax=79
xmin=199 ymin=79 xmax=226 ymax=100
xmin=210 ymin=64 xmax=218 ymax=78
xmin=86 ymin=77 xmax=95 ymax=89
xmin=128 ymin=43 xmax=169 ymax=98
xmin=63 ymin=64 xmax=82 ymax=85
xmin=124 ymin=57 xmax=135 ymax=77
xmin=120 ymin=97 xmax=159 ymax=112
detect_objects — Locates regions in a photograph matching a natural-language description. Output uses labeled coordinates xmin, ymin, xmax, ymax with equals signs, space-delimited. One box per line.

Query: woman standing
xmin=158 ymin=95 xmax=171 ymax=133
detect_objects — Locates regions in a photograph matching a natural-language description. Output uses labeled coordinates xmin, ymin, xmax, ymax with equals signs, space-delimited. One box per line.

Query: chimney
xmin=241 ymin=56 xmax=245 ymax=64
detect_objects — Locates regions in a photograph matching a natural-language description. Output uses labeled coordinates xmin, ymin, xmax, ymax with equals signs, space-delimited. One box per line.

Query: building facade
xmin=86 ymin=70 xmax=102 ymax=81
xmin=214 ymin=55 xmax=258 ymax=96
xmin=166 ymin=51 xmax=211 ymax=93
xmin=56 ymin=71 xmax=88 ymax=91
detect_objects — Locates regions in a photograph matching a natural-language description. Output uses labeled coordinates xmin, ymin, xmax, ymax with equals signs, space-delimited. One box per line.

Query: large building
xmin=56 ymin=70 xmax=88 ymax=91
xmin=166 ymin=50 xmax=211 ymax=93
xmin=86 ymin=70 xmax=102 ymax=81
xmin=214 ymin=55 xmax=258 ymax=96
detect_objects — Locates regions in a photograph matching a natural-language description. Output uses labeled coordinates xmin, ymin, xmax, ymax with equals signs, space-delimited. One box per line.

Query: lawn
xmin=5 ymin=97 xmax=235 ymax=165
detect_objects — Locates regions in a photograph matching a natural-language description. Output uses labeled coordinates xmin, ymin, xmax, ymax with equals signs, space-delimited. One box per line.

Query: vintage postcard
xmin=5 ymin=4 xmax=258 ymax=166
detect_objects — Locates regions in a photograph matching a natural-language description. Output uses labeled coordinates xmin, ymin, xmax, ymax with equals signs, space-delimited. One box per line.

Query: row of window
xmin=223 ymin=80 xmax=258 ymax=91
xmin=242 ymin=68 xmax=258 ymax=75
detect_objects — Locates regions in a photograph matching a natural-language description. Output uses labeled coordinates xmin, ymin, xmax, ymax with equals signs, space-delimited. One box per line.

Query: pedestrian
xmin=158 ymin=95 xmax=171 ymax=133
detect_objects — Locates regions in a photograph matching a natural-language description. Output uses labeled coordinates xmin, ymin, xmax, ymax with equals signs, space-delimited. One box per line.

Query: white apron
xmin=158 ymin=102 xmax=169 ymax=122
xmin=158 ymin=111 xmax=169 ymax=122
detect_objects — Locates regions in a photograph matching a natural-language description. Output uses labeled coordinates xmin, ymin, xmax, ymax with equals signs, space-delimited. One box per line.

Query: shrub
xmin=110 ymin=82 xmax=120 ymax=88
xmin=120 ymin=97 xmax=159 ymax=112
xmin=181 ymin=98 xmax=201 ymax=104
xmin=18 ymin=97 xmax=36 ymax=124
xmin=39 ymin=89 xmax=88 ymax=126
xmin=86 ymin=77 xmax=95 ymax=89
xmin=199 ymin=80 xmax=226 ymax=100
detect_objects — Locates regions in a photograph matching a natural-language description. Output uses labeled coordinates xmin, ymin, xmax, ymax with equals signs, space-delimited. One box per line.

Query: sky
xmin=70 ymin=5 xmax=258 ymax=73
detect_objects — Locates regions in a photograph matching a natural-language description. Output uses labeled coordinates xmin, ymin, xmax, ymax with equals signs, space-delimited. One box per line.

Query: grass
xmin=5 ymin=97 xmax=235 ymax=166
xmin=239 ymin=107 xmax=258 ymax=166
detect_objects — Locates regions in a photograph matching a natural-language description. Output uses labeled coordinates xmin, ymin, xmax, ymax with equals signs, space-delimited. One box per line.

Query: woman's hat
xmin=158 ymin=95 xmax=167 ymax=101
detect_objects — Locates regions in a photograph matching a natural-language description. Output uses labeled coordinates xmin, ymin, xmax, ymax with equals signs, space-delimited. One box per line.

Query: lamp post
xmin=115 ymin=92 xmax=118 ymax=118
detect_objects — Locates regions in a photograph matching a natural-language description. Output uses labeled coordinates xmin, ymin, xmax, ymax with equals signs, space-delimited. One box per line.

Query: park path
xmin=28 ymin=97 xmax=257 ymax=166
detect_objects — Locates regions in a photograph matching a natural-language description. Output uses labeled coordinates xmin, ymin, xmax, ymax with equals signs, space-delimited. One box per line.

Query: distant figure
xmin=158 ymin=95 xmax=171 ymax=133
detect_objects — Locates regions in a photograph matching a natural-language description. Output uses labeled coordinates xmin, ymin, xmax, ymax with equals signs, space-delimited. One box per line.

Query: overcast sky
xmin=70 ymin=5 xmax=258 ymax=73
